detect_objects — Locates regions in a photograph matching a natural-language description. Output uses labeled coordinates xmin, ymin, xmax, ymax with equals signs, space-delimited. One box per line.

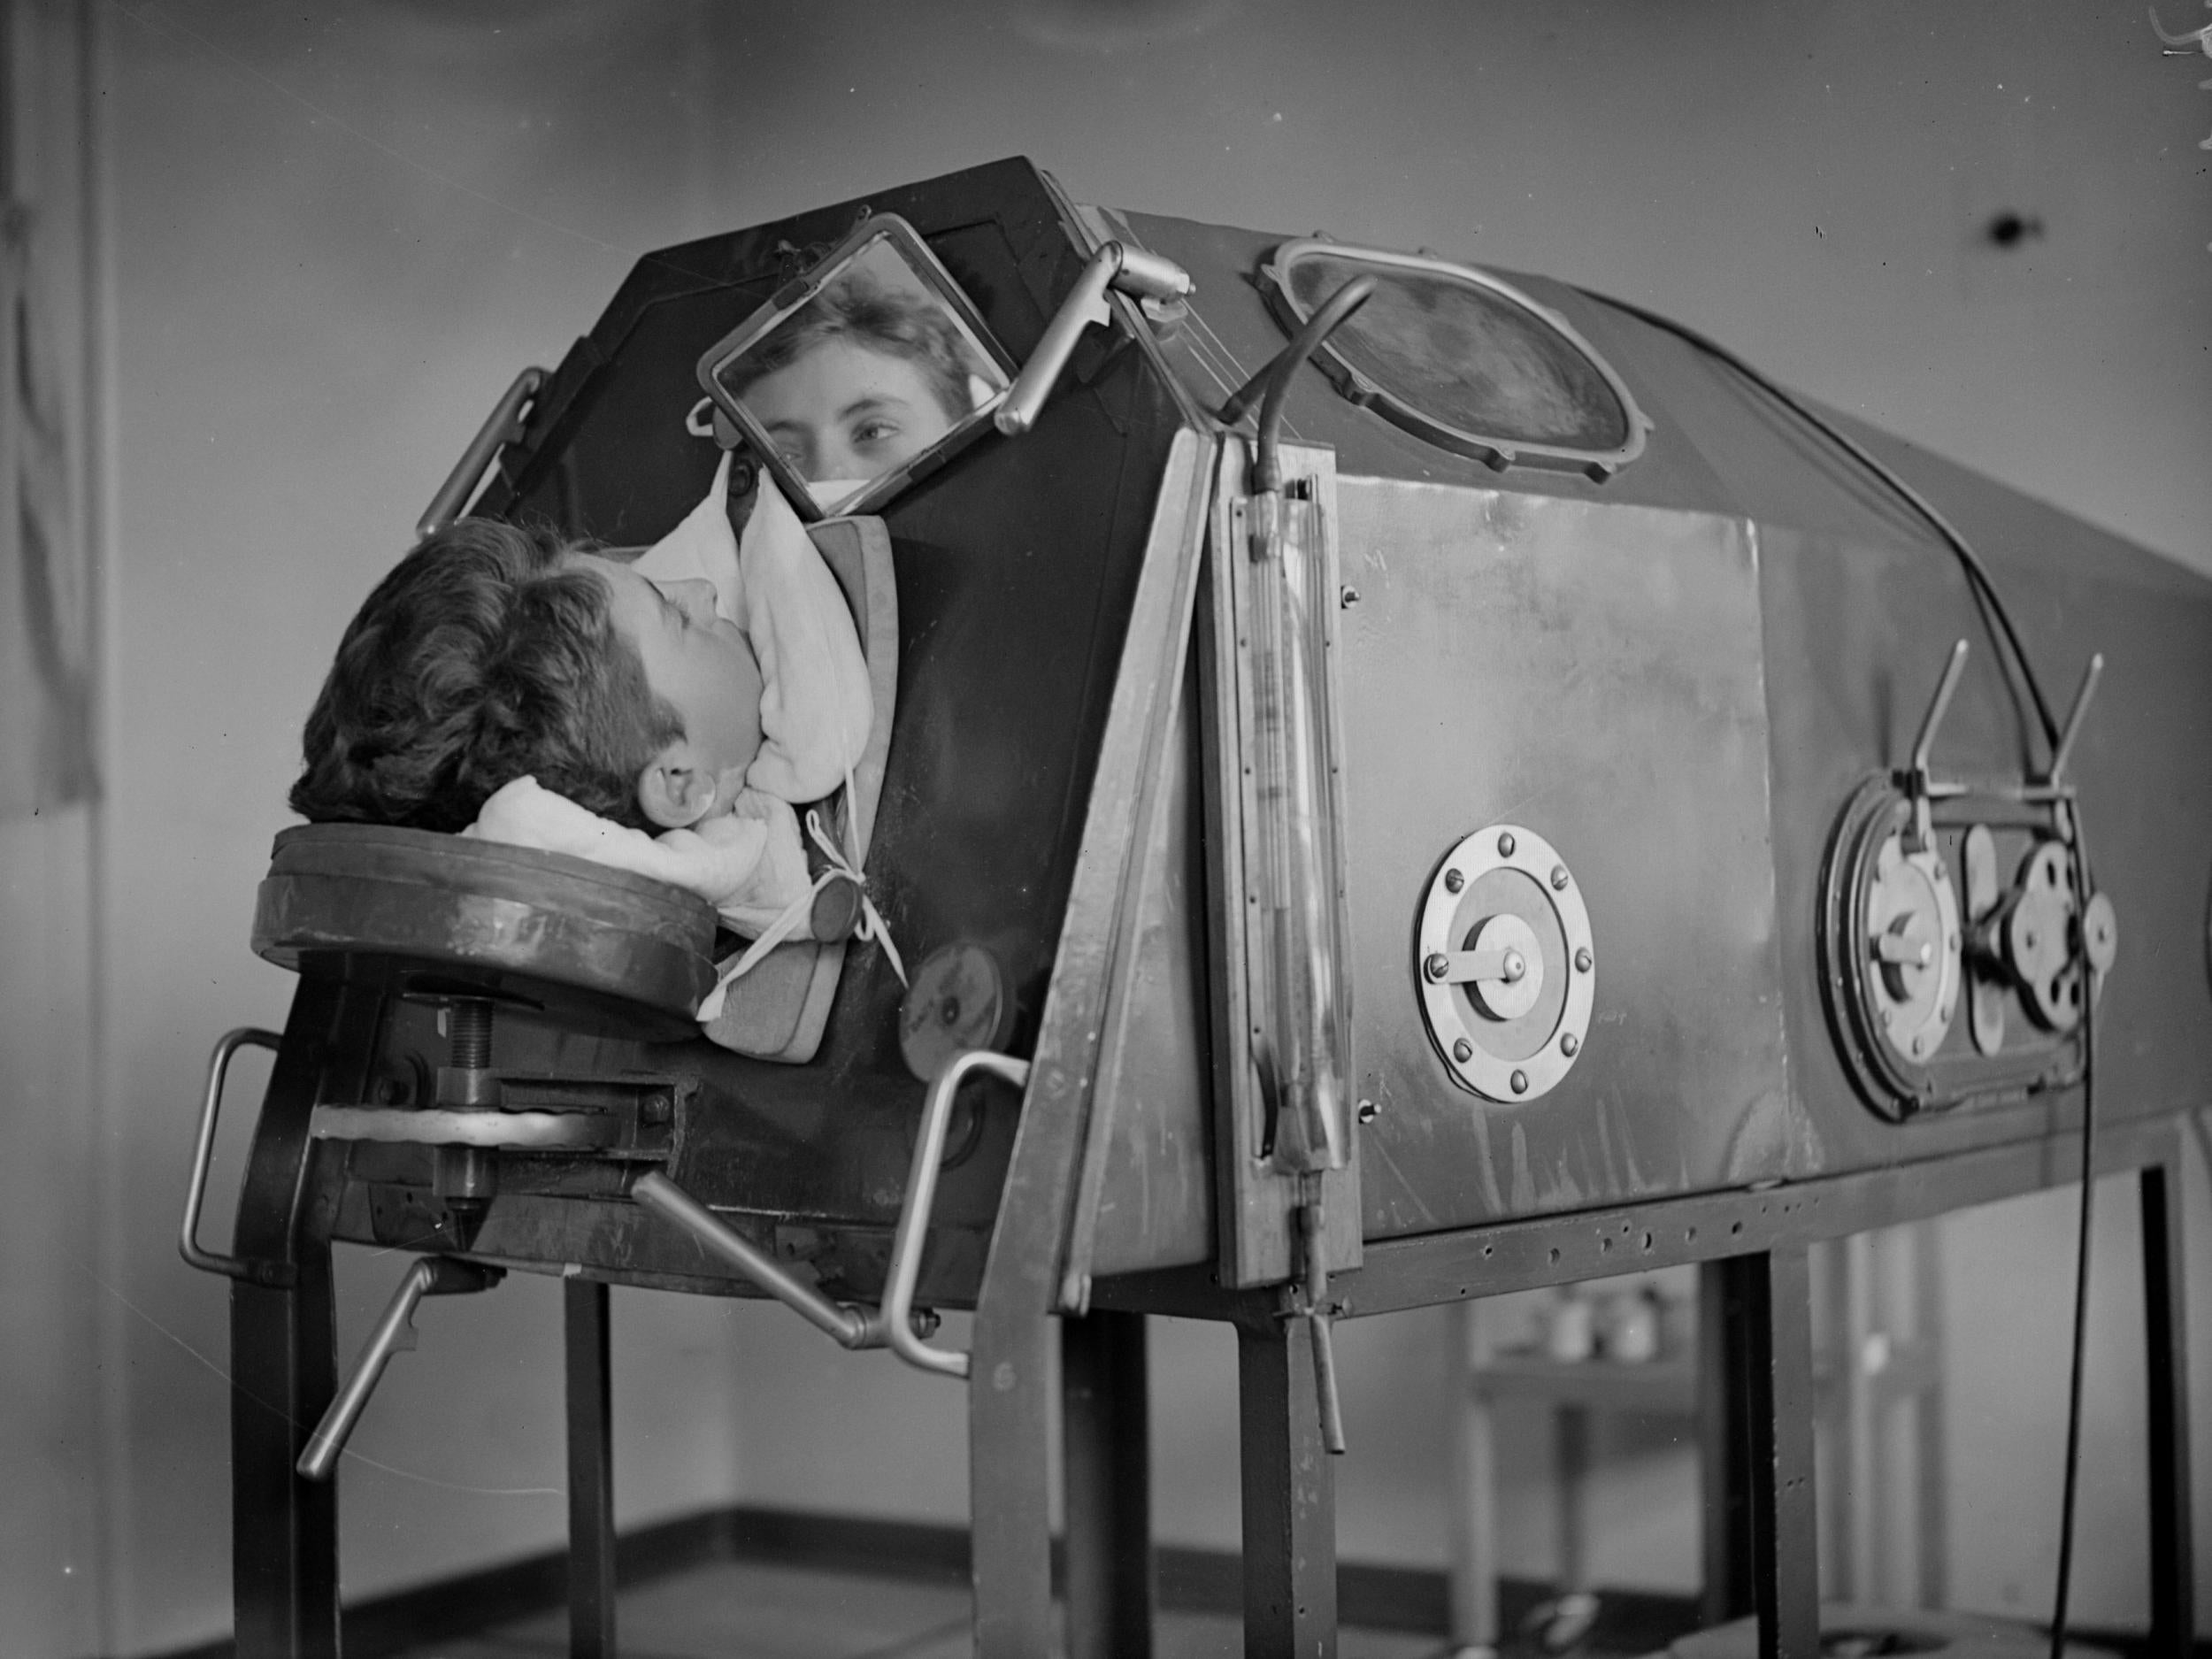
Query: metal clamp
xmin=882 ymin=1048 xmax=1033 ymax=1379
xmin=631 ymin=1172 xmax=929 ymax=1352
xmin=178 ymin=1027 xmax=285 ymax=1284
xmin=1905 ymin=638 xmax=1970 ymax=849
xmin=2043 ymin=652 xmax=2104 ymax=787
xmin=995 ymin=242 xmax=1191 ymax=437
xmin=296 ymin=1256 xmax=503 ymax=1480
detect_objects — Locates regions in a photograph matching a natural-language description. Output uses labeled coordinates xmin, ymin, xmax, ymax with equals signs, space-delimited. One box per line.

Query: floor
xmin=385 ymin=1557 xmax=1450 ymax=1659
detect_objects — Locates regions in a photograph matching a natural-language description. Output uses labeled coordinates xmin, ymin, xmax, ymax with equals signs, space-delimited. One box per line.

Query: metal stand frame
xmin=226 ymin=1010 xmax=2193 ymax=1659
xmin=1091 ymin=1112 xmax=2194 ymax=1659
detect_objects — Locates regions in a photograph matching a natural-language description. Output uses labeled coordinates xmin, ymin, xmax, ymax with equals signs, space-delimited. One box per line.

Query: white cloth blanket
xmin=462 ymin=456 xmax=873 ymax=940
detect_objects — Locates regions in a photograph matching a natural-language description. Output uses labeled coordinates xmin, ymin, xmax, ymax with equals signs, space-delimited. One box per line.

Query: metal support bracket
xmin=995 ymin=242 xmax=1191 ymax=437
xmin=631 ymin=1171 xmax=933 ymax=1352
xmin=417 ymin=366 xmax=545 ymax=539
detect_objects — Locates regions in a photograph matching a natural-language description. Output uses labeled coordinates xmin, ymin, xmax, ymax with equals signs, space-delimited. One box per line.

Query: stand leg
xmin=970 ymin=1304 xmax=1059 ymax=1659
xmin=1447 ymin=1301 xmax=1500 ymax=1654
xmin=1699 ymin=1259 xmax=1749 ymax=1626
xmin=1064 ymin=1310 xmax=1153 ymax=1659
xmin=1910 ymin=1220 xmax=1947 ymax=1609
xmin=2142 ymin=1153 xmax=2195 ymax=1659
xmin=231 ymin=1254 xmax=340 ymax=1659
xmin=1238 ymin=1317 xmax=1337 ymax=1658
xmin=231 ymin=979 xmax=365 ymax=1659
xmin=1557 ymin=1403 xmax=1592 ymax=1594
xmin=565 ymin=1277 xmax=616 ymax=1659
xmin=1712 ymin=1250 xmax=1820 ymax=1659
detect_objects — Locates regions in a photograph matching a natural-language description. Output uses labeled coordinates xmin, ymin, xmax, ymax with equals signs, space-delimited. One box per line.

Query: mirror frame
xmin=695 ymin=212 xmax=1018 ymax=520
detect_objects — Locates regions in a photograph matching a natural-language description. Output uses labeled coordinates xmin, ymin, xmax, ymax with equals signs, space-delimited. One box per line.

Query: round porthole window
xmin=1259 ymin=240 xmax=1649 ymax=480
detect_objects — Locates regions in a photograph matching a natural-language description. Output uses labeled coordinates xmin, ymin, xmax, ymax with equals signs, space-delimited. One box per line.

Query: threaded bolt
xmin=448 ymin=1000 xmax=494 ymax=1071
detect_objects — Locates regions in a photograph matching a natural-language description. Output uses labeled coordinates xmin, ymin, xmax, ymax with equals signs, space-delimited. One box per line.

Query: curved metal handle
xmin=883 ymin=1049 xmax=1032 ymax=1379
xmin=416 ymin=366 xmax=546 ymax=540
xmin=179 ymin=1027 xmax=283 ymax=1282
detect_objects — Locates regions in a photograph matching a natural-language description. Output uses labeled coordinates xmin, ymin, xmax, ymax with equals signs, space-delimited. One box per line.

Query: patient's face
xmin=572 ymin=553 xmax=764 ymax=800
xmin=741 ymin=340 xmax=958 ymax=484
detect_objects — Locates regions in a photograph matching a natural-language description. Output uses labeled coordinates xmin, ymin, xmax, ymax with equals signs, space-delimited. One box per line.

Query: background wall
xmin=4 ymin=2 xmax=2205 ymax=1652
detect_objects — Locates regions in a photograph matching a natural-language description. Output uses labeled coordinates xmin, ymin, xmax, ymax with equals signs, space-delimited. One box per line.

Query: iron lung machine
xmin=189 ymin=158 xmax=2202 ymax=1656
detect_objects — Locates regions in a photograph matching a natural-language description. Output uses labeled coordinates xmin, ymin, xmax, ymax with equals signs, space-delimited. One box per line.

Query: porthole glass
xmin=1260 ymin=240 xmax=1648 ymax=479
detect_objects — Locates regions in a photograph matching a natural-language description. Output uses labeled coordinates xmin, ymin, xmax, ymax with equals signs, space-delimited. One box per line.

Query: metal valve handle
xmin=882 ymin=1048 xmax=1033 ymax=1379
xmin=179 ymin=1027 xmax=286 ymax=1285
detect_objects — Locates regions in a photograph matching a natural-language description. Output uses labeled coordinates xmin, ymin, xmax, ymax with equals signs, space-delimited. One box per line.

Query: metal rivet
xmin=1452 ymin=1038 xmax=1474 ymax=1064
xmin=1911 ymin=1033 xmax=1925 ymax=1056
xmin=1356 ymin=1098 xmax=1379 ymax=1124
xmin=1509 ymin=1070 xmax=1529 ymax=1094
xmin=1574 ymin=947 xmax=1593 ymax=973
xmin=1497 ymin=831 xmax=1517 ymax=857
xmin=1443 ymin=868 xmax=1463 ymax=894
xmin=1425 ymin=953 xmax=1449 ymax=981
xmin=1340 ymin=586 xmax=1360 ymax=608
xmin=1559 ymin=1032 xmax=1579 ymax=1057
xmin=1550 ymin=865 xmax=1569 ymax=891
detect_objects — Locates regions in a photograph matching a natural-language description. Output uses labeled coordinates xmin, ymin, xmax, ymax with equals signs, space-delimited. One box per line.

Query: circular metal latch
xmin=1417 ymin=825 xmax=1594 ymax=1102
xmin=1819 ymin=779 xmax=1968 ymax=1119
xmin=1864 ymin=831 xmax=1962 ymax=1062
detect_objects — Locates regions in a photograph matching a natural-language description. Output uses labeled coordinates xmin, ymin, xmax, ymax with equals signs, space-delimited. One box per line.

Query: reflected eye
xmin=851 ymin=418 xmax=901 ymax=448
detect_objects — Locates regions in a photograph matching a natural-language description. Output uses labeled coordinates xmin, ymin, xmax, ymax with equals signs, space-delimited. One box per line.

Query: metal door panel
xmin=1334 ymin=480 xmax=1795 ymax=1234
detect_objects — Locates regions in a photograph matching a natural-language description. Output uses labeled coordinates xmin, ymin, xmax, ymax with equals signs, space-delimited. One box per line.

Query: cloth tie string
xmin=695 ymin=770 xmax=904 ymax=1024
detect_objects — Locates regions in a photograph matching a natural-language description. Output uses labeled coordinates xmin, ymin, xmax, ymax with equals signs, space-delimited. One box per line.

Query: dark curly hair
xmin=726 ymin=268 xmax=979 ymax=425
xmin=289 ymin=519 xmax=682 ymax=833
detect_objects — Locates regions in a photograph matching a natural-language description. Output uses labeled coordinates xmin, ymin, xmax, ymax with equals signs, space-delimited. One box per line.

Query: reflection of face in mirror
xmin=725 ymin=265 xmax=997 ymax=489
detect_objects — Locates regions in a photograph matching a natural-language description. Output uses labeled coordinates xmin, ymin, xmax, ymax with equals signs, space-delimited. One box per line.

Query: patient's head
xmin=729 ymin=271 xmax=979 ymax=484
xmin=292 ymin=519 xmax=762 ymax=835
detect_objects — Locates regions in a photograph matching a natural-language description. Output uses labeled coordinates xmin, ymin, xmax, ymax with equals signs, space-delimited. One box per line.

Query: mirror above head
xmin=697 ymin=214 xmax=1016 ymax=519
